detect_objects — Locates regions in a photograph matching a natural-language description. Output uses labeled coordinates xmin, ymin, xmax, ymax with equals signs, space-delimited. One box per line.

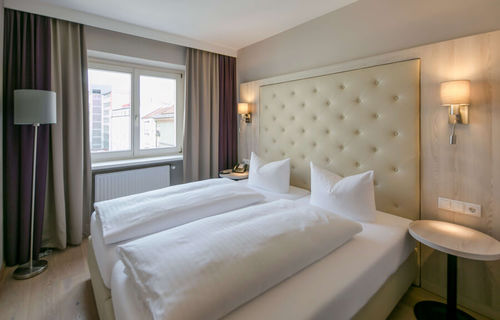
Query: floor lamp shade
xmin=14 ymin=89 xmax=57 ymax=125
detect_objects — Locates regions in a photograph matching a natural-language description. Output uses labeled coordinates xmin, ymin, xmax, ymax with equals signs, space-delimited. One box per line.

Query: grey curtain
xmin=42 ymin=19 xmax=92 ymax=248
xmin=183 ymin=48 xmax=220 ymax=182
xmin=218 ymin=55 xmax=237 ymax=171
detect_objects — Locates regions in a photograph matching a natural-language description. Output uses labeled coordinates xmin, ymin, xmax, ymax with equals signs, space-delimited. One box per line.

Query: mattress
xmin=90 ymin=181 xmax=310 ymax=288
xmin=110 ymin=205 xmax=416 ymax=320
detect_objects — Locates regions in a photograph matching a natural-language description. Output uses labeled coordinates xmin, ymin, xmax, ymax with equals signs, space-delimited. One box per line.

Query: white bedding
xmin=111 ymin=206 xmax=415 ymax=320
xmin=90 ymin=181 xmax=310 ymax=288
xmin=94 ymin=178 xmax=264 ymax=244
xmin=237 ymin=179 xmax=310 ymax=201
xmin=90 ymin=214 xmax=118 ymax=288
xmin=116 ymin=200 xmax=362 ymax=320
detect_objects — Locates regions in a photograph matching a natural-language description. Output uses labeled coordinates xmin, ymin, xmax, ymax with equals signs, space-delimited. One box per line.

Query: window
xmin=89 ymin=69 xmax=131 ymax=153
xmin=88 ymin=60 xmax=184 ymax=162
xmin=139 ymin=74 xmax=177 ymax=150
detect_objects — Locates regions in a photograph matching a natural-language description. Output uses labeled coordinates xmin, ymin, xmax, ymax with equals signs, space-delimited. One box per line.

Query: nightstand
xmin=408 ymin=220 xmax=500 ymax=320
xmin=219 ymin=170 xmax=249 ymax=180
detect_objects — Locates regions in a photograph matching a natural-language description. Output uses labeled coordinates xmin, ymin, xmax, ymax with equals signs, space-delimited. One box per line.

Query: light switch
xmin=451 ymin=200 xmax=465 ymax=213
xmin=438 ymin=197 xmax=481 ymax=218
xmin=438 ymin=197 xmax=451 ymax=210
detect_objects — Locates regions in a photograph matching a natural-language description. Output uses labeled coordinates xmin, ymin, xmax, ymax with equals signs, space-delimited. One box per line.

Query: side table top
xmin=409 ymin=220 xmax=500 ymax=261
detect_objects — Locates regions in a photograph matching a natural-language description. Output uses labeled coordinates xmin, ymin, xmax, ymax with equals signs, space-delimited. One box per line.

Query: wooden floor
xmin=0 ymin=239 xmax=491 ymax=320
xmin=0 ymin=239 xmax=98 ymax=320
xmin=388 ymin=286 xmax=490 ymax=320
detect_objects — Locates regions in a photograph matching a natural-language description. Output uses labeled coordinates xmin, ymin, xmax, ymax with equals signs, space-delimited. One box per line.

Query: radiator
xmin=94 ymin=165 xmax=170 ymax=202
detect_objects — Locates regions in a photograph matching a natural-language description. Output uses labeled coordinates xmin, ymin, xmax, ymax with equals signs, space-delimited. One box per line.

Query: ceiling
xmin=9 ymin=0 xmax=358 ymax=53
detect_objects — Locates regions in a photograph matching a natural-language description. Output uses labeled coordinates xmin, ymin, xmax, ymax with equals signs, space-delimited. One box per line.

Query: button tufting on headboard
xmin=258 ymin=59 xmax=420 ymax=220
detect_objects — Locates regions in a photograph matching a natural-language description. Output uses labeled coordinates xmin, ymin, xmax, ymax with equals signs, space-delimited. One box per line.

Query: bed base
xmin=353 ymin=250 xmax=418 ymax=320
xmin=88 ymin=237 xmax=115 ymax=320
xmin=88 ymin=236 xmax=417 ymax=320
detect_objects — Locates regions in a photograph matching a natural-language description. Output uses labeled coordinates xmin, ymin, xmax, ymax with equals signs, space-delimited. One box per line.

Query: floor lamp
xmin=13 ymin=89 xmax=56 ymax=280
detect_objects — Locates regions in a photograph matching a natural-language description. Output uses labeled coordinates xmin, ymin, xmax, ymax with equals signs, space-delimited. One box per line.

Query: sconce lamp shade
xmin=237 ymin=103 xmax=250 ymax=114
xmin=14 ymin=89 xmax=57 ymax=125
xmin=440 ymin=80 xmax=470 ymax=106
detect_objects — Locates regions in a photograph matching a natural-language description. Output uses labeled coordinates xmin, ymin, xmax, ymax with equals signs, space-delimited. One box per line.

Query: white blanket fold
xmin=118 ymin=200 xmax=363 ymax=320
xmin=94 ymin=178 xmax=264 ymax=244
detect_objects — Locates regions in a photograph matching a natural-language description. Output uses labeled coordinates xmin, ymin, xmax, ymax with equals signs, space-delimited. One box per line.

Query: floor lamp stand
xmin=13 ymin=124 xmax=48 ymax=280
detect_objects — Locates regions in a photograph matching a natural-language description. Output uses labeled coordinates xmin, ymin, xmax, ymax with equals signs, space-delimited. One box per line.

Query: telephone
xmin=233 ymin=163 xmax=248 ymax=173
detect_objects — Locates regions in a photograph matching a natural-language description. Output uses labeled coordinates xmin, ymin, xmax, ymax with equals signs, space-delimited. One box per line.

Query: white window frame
xmin=88 ymin=58 xmax=184 ymax=163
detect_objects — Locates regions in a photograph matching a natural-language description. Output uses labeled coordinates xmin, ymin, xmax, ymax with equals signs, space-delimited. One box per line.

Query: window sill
xmin=91 ymin=155 xmax=183 ymax=172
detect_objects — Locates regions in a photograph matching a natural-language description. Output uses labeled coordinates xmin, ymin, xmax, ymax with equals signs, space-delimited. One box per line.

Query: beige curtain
xmin=42 ymin=19 xmax=92 ymax=248
xmin=183 ymin=48 xmax=220 ymax=182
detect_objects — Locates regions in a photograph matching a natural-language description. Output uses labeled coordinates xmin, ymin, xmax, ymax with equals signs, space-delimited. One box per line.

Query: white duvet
xmin=117 ymin=200 xmax=362 ymax=320
xmin=94 ymin=178 xmax=264 ymax=244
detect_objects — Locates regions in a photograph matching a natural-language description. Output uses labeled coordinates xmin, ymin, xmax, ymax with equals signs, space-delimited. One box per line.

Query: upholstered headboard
xmin=259 ymin=60 xmax=420 ymax=220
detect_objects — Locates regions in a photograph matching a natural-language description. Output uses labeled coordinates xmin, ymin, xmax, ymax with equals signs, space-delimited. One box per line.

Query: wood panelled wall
xmin=239 ymin=30 xmax=500 ymax=318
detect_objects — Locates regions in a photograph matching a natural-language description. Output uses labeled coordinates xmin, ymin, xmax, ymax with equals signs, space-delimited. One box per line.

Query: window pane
xmin=88 ymin=69 xmax=131 ymax=153
xmin=140 ymin=75 xmax=177 ymax=150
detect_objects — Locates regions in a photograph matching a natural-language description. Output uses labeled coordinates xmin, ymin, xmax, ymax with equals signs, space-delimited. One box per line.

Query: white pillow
xmin=310 ymin=162 xmax=376 ymax=222
xmin=248 ymin=152 xmax=290 ymax=193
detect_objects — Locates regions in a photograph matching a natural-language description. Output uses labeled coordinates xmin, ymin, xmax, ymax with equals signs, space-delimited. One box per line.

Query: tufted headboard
xmin=259 ymin=60 xmax=420 ymax=220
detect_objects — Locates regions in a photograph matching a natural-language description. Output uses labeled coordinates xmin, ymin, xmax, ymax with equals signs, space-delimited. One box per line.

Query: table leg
xmin=447 ymin=254 xmax=457 ymax=317
xmin=414 ymin=254 xmax=475 ymax=320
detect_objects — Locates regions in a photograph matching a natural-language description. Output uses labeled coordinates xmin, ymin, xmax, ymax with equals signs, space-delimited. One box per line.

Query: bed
xmin=89 ymin=181 xmax=310 ymax=289
xmin=88 ymin=59 xmax=421 ymax=319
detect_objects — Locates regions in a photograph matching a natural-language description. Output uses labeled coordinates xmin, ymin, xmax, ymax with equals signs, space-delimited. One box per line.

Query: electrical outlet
xmin=463 ymin=202 xmax=481 ymax=217
xmin=437 ymin=197 xmax=481 ymax=218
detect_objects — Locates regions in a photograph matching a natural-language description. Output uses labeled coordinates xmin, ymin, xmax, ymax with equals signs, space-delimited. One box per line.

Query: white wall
xmin=237 ymin=0 xmax=500 ymax=83
xmin=85 ymin=26 xmax=186 ymax=66
xmin=0 ymin=0 xmax=4 ymax=272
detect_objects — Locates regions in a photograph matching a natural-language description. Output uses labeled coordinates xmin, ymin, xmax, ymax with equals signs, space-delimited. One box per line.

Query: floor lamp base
xmin=13 ymin=259 xmax=48 ymax=280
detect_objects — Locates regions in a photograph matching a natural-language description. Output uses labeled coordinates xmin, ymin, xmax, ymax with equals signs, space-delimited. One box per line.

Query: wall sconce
xmin=440 ymin=80 xmax=470 ymax=144
xmin=238 ymin=103 xmax=251 ymax=123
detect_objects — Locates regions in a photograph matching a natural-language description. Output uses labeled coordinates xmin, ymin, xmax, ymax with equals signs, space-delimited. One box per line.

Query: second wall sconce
xmin=238 ymin=102 xmax=252 ymax=123
xmin=440 ymin=80 xmax=470 ymax=144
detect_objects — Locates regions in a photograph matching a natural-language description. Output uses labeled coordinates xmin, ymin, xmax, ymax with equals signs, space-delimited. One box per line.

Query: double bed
xmin=88 ymin=59 xmax=421 ymax=320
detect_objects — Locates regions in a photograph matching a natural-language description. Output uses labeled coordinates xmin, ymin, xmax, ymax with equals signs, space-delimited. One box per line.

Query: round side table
xmin=409 ymin=220 xmax=500 ymax=320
